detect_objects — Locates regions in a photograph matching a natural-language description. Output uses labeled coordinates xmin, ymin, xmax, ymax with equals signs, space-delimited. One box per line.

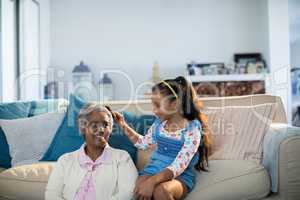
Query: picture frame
xmin=234 ymin=53 xmax=262 ymax=64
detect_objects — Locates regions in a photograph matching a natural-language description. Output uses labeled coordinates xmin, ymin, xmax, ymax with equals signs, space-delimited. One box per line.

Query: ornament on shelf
xmin=152 ymin=61 xmax=161 ymax=83
xmin=72 ymin=61 xmax=95 ymax=101
xmin=98 ymin=73 xmax=114 ymax=101
xmin=246 ymin=62 xmax=257 ymax=74
xmin=187 ymin=61 xmax=202 ymax=75
xmin=44 ymin=81 xmax=58 ymax=99
xmin=142 ymin=61 xmax=161 ymax=99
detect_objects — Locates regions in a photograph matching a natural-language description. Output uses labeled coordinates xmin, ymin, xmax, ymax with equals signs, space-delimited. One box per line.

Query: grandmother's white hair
xmin=77 ymin=103 xmax=113 ymax=136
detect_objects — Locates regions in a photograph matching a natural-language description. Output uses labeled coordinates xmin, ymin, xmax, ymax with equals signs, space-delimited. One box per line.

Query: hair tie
xmin=161 ymin=80 xmax=178 ymax=99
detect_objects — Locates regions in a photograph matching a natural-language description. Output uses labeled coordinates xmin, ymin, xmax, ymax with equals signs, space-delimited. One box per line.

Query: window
xmin=19 ymin=0 xmax=41 ymax=100
xmin=0 ymin=0 xmax=42 ymax=102
xmin=0 ymin=0 xmax=18 ymax=102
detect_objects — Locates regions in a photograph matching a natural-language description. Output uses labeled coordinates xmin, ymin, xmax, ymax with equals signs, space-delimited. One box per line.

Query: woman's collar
xmin=78 ymin=143 xmax=113 ymax=165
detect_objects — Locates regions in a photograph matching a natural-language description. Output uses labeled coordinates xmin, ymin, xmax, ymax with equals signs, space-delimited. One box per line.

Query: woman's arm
xmin=45 ymin=157 xmax=65 ymax=200
xmin=117 ymin=151 xmax=138 ymax=200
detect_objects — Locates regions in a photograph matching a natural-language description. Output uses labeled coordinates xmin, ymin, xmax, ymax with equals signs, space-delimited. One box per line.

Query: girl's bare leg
xmin=152 ymin=179 xmax=188 ymax=200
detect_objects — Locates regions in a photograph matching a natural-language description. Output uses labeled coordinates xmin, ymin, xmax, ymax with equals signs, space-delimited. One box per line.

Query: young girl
xmin=113 ymin=76 xmax=211 ymax=200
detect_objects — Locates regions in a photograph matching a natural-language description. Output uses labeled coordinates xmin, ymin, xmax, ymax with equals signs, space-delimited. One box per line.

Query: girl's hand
xmin=112 ymin=111 xmax=126 ymax=127
xmin=133 ymin=177 xmax=156 ymax=200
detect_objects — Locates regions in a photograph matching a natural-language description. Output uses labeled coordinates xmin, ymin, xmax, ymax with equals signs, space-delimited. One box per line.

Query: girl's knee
xmin=153 ymin=184 xmax=170 ymax=200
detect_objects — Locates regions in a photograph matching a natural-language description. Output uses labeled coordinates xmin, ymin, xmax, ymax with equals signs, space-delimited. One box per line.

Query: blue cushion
xmin=41 ymin=95 xmax=85 ymax=161
xmin=136 ymin=115 xmax=156 ymax=135
xmin=0 ymin=102 xmax=31 ymax=168
xmin=28 ymin=99 xmax=67 ymax=117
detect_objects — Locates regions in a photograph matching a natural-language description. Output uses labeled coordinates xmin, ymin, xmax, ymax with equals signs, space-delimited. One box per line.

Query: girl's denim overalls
xmin=139 ymin=119 xmax=201 ymax=192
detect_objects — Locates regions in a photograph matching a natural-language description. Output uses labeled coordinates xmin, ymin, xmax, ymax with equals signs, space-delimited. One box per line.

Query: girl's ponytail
xmin=175 ymin=76 xmax=212 ymax=171
xmin=175 ymin=76 xmax=198 ymax=120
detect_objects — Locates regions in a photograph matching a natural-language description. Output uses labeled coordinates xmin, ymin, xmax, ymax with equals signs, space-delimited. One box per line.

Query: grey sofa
xmin=0 ymin=94 xmax=299 ymax=200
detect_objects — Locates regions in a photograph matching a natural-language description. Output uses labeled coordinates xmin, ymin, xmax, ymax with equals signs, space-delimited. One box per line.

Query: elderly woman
xmin=45 ymin=103 xmax=138 ymax=200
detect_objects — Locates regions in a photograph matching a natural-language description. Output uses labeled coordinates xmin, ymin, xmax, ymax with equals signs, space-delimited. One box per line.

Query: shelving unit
xmin=186 ymin=74 xmax=268 ymax=82
xmin=187 ymin=73 xmax=271 ymax=96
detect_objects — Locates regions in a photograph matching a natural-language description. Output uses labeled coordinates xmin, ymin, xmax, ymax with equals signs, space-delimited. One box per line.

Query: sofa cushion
xmin=28 ymin=99 xmax=68 ymax=117
xmin=136 ymin=114 xmax=156 ymax=135
xmin=204 ymin=104 xmax=276 ymax=162
xmin=0 ymin=101 xmax=32 ymax=168
xmin=0 ymin=160 xmax=270 ymax=200
xmin=41 ymin=95 xmax=86 ymax=162
xmin=0 ymin=113 xmax=65 ymax=167
xmin=187 ymin=160 xmax=270 ymax=200
xmin=0 ymin=162 xmax=54 ymax=200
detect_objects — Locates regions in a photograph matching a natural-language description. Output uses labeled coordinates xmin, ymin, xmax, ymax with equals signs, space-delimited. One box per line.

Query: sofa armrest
xmin=262 ymin=124 xmax=300 ymax=200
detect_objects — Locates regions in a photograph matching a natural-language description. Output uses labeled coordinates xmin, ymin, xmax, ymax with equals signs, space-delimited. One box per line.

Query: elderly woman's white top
xmin=45 ymin=146 xmax=138 ymax=200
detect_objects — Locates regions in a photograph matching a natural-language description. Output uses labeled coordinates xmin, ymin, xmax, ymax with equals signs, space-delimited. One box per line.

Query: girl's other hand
xmin=133 ymin=178 xmax=155 ymax=200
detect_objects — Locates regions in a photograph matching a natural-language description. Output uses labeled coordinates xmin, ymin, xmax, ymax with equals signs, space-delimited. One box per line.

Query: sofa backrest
xmin=0 ymin=95 xmax=287 ymax=170
xmin=94 ymin=94 xmax=287 ymax=123
xmin=2 ymin=94 xmax=285 ymax=122
xmin=94 ymin=94 xmax=287 ymax=171
xmin=199 ymin=94 xmax=287 ymax=123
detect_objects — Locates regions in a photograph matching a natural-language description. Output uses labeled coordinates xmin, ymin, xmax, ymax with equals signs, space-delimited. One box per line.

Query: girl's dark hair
xmin=152 ymin=76 xmax=212 ymax=171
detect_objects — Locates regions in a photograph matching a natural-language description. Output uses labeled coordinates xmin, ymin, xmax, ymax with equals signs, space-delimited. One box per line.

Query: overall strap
xmin=151 ymin=118 xmax=161 ymax=144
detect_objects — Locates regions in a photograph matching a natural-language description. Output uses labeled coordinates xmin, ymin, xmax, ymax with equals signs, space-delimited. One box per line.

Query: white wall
xmin=289 ymin=0 xmax=300 ymax=68
xmin=50 ymin=0 xmax=269 ymax=100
